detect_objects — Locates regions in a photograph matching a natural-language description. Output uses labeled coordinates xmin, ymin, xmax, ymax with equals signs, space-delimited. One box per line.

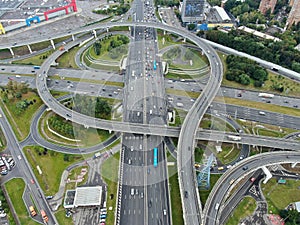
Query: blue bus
xmin=33 ymin=66 xmax=40 ymax=69
xmin=153 ymin=60 xmax=157 ymax=70
xmin=153 ymin=147 xmax=158 ymax=167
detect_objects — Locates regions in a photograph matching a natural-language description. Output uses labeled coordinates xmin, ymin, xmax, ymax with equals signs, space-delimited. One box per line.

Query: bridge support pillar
xmin=291 ymin=162 xmax=298 ymax=168
xmin=50 ymin=39 xmax=55 ymax=49
xmin=93 ymin=30 xmax=97 ymax=38
xmin=27 ymin=45 xmax=32 ymax=54
xmin=9 ymin=48 xmax=14 ymax=57
xmin=72 ymin=34 xmax=75 ymax=41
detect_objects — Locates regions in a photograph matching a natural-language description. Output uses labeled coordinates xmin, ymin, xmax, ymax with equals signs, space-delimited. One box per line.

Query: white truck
xmin=258 ymin=93 xmax=274 ymax=98
xmin=227 ymin=135 xmax=241 ymax=141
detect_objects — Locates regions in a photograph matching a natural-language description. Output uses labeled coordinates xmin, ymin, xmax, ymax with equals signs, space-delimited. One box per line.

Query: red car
xmin=30 ymin=179 xmax=35 ymax=184
xmin=250 ymin=177 xmax=255 ymax=182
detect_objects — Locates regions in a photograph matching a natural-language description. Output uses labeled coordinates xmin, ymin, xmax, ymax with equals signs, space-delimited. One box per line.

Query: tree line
xmin=225 ymin=55 xmax=268 ymax=86
xmin=205 ymin=30 xmax=300 ymax=73
xmin=72 ymin=94 xmax=112 ymax=120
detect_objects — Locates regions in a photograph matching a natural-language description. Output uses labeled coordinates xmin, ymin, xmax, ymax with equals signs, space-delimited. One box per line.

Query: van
xmin=258 ymin=111 xmax=265 ymax=115
xmin=137 ymin=112 xmax=140 ymax=117
xmin=131 ymin=188 xmax=135 ymax=196
xmin=215 ymin=203 xmax=219 ymax=210
xmin=149 ymin=110 xmax=153 ymax=115
xmin=128 ymin=159 xmax=131 ymax=165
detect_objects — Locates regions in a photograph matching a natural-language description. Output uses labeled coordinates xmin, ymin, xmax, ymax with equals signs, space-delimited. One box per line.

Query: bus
xmin=153 ymin=147 xmax=158 ymax=167
xmin=33 ymin=66 xmax=40 ymax=69
xmin=153 ymin=60 xmax=157 ymax=70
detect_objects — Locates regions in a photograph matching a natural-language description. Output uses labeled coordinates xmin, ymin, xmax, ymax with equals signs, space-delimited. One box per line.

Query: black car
xmin=184 ymin=191 xmax=188 ymax=198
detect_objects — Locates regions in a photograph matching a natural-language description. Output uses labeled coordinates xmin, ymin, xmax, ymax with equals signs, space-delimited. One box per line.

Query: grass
xmin=166 ymin=88 xmax=200 ymax=99
xmin=56 ymin=46 xmax=80 ymax=69
xmin=23 ymin=146 xmax=84 ymax=195
xmin=0 ymin=127 xmax=7 ymax=151
xmin=55 ymin=206 xmax=72 ymax=225
xmin=214 ymin=143 xmax=240 ymax=165
xmin=200 ymin=114 xmax=236 ymax=133
xmin=225 ymin=196 xmax=257 ymax=225
xmin=168 ymin=164 xmax=184 ymax=225
xmin=199 ymin=174 xmax=222 ymax=207
xmin=195 ymin=147 xmax=204 ymax=163
xmin=236 ymin=119 xmax=298 ymax=140
xmin=157 ymin=31 xmax=181 ymax=50
xmin=12 ymin=49 xmax=55 ymax=65
xmin=64 ymin=166 xmax=89 ymax=190
xmin=165 ymin=72 xmax=208 ymax=80
xmin=51 ymin=75 xmax=124 ymax=87
xmin=222 ymin=69 xmax=300 ymax=98
xmin=40 ymin=111 xmax=113 ymax=147
xmin=261 ymin=178 xmax=300 ymax=214
xmin=100 ymin=151 xmax=121 ymax=225
xmin=5 ymin=178 xmax=40 ymax=225
xmin=163 ymin=47 xmax=207 ymax=70
xmin=214 ymin=96 xmax=300 ymax=117
xmin=0 ymin=91 xmax=43 ymax=141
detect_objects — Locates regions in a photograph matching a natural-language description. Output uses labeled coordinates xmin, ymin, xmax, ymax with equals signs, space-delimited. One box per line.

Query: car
xmin=148 ymin=200 xmax=152 ymax=208
xmin=237 ymin=93 xmax=242 ymax=97
xmin=17 ymin=155 xmax=22 ymax=160
xmin=250 ymin=177 xmax=256 ymax=182
xmin=163 ymin=209 xmax=167 ymax=215
xmin=266 ymin=100 xmax=271 ymax=103
xmin=239 ymin=155 xmax=244 ymax=160
xmin=135 ymin=189 xmax=139 ymax=195
xmin=140 ymin=192 xmax=144 ymax=198
xmin=147 ymin=168 xmax=150 ymax=174
xmin=184 ymin=191 xmax=188 ymax=198
xmin=0 ymin=114 xmax=2 ymax=118
xmin=46 ymin=196 xmax=53 ymax=200
xmin=66 ymin=113 xmax=71 ymax=117
xmin=130 ymin=146 xmax=134 ymax=151
xmin=30 ymin=179 xmax=35 ymax=184
xmin=242 ymin=166 xmax=248 ymax=170
xmin=294 ymin=105 xmax=298 ymax=108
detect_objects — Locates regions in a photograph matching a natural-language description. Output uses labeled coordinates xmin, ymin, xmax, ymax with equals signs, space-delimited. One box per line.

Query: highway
xmin=0 ymin=104 xmax=58 ymax=224
xmin=2 ymin=19 xmax=299 ymax=225
xmin=203 ymin=151 xmax=300 ymax=225
xmin=176 ymin=29 xmax=223 ymax=225
xmin=118 ymin=1 xmax=171 ymax=225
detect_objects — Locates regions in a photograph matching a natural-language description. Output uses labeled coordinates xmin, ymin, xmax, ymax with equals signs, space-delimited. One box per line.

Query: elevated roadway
xmin=203 ymin=151 xmax=300 ymax=225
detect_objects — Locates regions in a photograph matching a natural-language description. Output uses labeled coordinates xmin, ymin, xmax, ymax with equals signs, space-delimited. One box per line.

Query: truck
xmin=94 ymin=152 xmax=101 ymax=159
xmin=258 ymin=93 xmax=274 ymax=98
xmin=40 ymin=210 xmax=48 ymax=223
xmin=176 ymin=102 xmax=183 ymax=107
xmin=29 ymin=206 xmax=37 ymax=217
xmin=227 ymin=135 xmax=241 ymax=141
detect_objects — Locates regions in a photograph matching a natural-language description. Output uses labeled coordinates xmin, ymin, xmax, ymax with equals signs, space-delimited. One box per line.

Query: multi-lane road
xmin=0 ymin=15 xmax=299 ymax=225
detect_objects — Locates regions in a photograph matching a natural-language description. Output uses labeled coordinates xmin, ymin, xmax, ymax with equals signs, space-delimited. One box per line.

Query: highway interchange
xmin=0 ymin=3 xmax=300 ymax=225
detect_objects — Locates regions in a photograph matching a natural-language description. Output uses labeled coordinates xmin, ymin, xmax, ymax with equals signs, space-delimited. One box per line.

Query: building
xmin=181 ymin=0 xmax=206 ymax=23
xmin=287 ymin=0 xmax=300 ymax=27
xmin=259 ymin=0 xmax=278 ymax=14
xmin=64 ymin=186 xmax=102 ymax=209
